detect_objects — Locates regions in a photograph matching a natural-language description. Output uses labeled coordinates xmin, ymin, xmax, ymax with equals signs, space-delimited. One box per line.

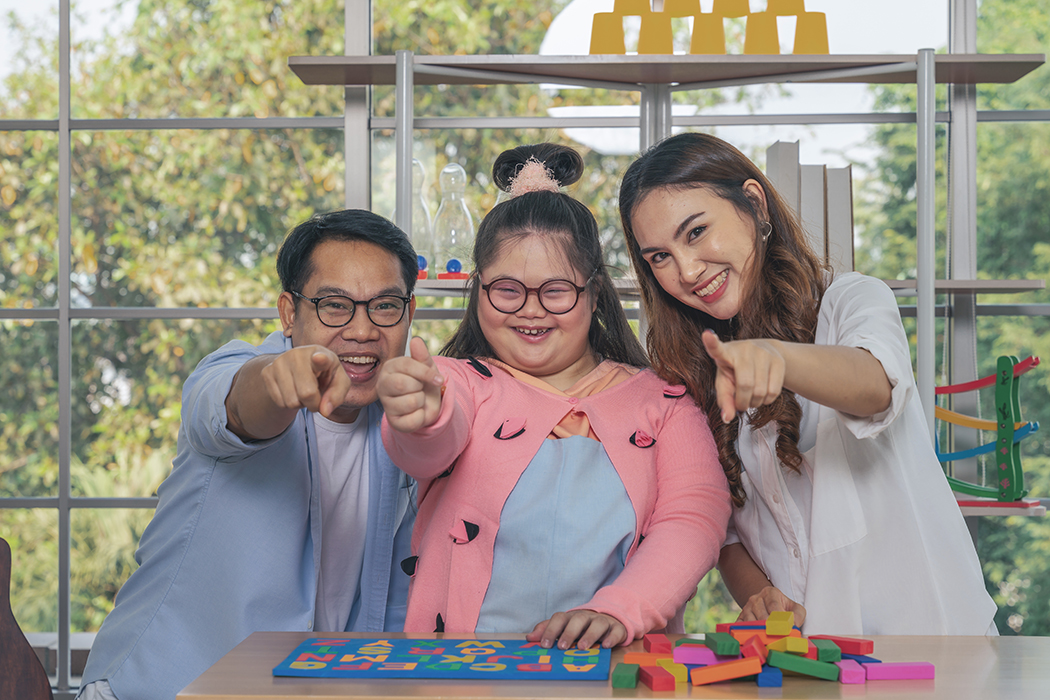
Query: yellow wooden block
xmin=589 ymin=13 xmax=626 ymax=54
xmin=766 ymin=610 xmax=795 ymax=636
xmin=767 ymin=636 xmax=808 ymax=654
xmin=657 ymin=658 xmax=690 ymax=683
xmin=793 ymin=12 xmax=829 ymax=54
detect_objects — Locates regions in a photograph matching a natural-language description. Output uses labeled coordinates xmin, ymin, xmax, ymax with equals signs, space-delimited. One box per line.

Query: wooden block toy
xmin=835 ymin=659 xmax=866 ymax=684
xmin=675 ymin=636 xmax=704 ymax=646
xmin=812 ymin=638 xmax=842 ymax=662
xmin=689 ymin=656 xmax=762 ymax=686
xmin=766 ymin=636 xmax=808 ymax=654
xmin=704 ymin=632 xmax=740 ymax=656
xmin=740 ymin=635 xmax=767 ymax=665
xmin=766 ymin=650 xmax=840 ymax=681
xmin=729 ymin=621 xmax=766 ymax=629
xmin=643 ymin=633 xmax=673 ymax=654
xmin=756 ymin=664 xmax=783 ymax=687
xmin=611 ymin=662 xmax=639 ymax=688
xmin=673 ymin=644 xmax=719 ymax=666
xmin=841 ymin=652 xmax=881 ymax=664
xmin=803 ymin=641 xmax=818 ymax=660
xmin=863 ymin=661 xmax=935 ymax=680
xmin=765 ymin=610 xmax=794 ymax=636
xmin=639 ymin=664 xmax=677 ymax=691
xmin=656 ymin=658 xmax=689 ymax=683
xmin=810 ymin=635 xmax=874 ymax=655
xmin=622 ymin=651 xmax=672 ymax=666
xmin=715 ymin=622 xmax=732 ymax=633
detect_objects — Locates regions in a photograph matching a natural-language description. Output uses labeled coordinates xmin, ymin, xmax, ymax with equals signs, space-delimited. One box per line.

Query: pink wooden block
xmin=863 ymin=661 xmax=935 ymax=680
xmin=673 ymin=644 xmax=719 ymax=665
xmin=835 ymin=659 xmax=866 ymax=684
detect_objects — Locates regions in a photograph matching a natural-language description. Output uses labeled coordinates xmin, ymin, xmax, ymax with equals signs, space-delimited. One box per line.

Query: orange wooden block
xmin=690 ymin=656 xmax=763 ymax=686
xmin=623 ymin=651 xmax=673 ymax=666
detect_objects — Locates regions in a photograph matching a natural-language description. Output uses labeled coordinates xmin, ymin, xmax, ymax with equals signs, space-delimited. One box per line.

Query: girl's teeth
xmin=517 ymin=328 xmax=547 ymax=336
xmin=699 ymin=270 xmax=728 ymax=297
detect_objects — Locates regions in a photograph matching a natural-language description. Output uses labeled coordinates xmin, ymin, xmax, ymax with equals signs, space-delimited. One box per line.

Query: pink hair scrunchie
xmin=507 ymin=157 xmax=560 ymax=198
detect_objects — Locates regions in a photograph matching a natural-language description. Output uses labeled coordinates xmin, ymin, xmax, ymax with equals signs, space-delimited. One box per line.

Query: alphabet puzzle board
xmin=272 ymin=638 xmax=611 ymax=680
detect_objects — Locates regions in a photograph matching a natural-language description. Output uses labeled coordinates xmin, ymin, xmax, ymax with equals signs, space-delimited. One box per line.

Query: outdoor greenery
xmin=1 ymin=0 xmax=1048 ymax=642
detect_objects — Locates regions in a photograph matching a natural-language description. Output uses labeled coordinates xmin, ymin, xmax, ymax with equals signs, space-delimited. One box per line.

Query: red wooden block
xmin=643 ymin=633 xmax=673 ymax=654
xmin=804 ymin=641 xmax=819 ymax=660
xmin=715 ymin=622 xmax=733 ymax=633
xmin=639 ymin=664 xmax=677 ymax=690
xmin=740 ymin=635 xmax=767 ymax=665
xmin=809 ymin=635 xmax=874 ymax=655
xmin=689 ymin=656 xmax=763 ymax=686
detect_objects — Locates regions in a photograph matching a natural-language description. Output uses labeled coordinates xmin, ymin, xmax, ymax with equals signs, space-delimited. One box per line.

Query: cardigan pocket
xmin=444 ymin=505 xmax=500 ymax=632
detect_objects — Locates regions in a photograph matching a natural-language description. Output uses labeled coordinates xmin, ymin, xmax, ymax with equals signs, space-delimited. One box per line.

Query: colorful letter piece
xmin=639 ymin=664 xmax=677 ymax=690
xmin=611 ymin=662 xmax=639 ymax=688
xmin=622 ymin=651 xmax=671 ymax=666
xmin=835 ymin=659 xmax=866 ymax=684
xmin=863 ymin=662 xmax=935 ymax=680
xmin=811 ymin=638 xmax=842 ymax=662
xmin=689 ymin=656 xmax=762 ymax=686
xmin=673 ymin=644 xmax=720 ymax=666
xmin=766 ymin=650 xmax=840 ymax=681
xmin=765 ymin=610 xmax=795 ymax=636
xmin=740 ymin=635 xmax=767 ymax=665
xmin=809 ymin=635 xmax=874 ymax=655
xmin=756 ymin=664 xmax=783 ymax=687
xmin=704 ymin=632 xmax=740 ymax=656
xmin=643 ymin=633 xmax=674 ymax=654
xmin=767 ymin=636 xmax=808 ymax=654
xmin=656 ymin=659 xmax=689 ymax=683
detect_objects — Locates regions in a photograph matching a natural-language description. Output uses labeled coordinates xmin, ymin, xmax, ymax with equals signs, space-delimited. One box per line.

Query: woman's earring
xmin=760 ymin=221 xmax=772 ymax=242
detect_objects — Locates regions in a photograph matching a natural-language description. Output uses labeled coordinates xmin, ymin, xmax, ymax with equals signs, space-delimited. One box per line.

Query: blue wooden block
xmin=841 ymin=653 xmax=881 ymax=664
xmin=756 ymin=665 xmax=782 ymax=687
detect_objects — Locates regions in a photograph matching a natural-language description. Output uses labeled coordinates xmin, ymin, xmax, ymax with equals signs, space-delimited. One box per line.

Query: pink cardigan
xmin=381 ymin=357 xmax=731 ymax=641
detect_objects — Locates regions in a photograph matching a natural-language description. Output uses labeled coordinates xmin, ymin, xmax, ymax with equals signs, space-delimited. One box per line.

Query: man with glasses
xmin=80 ymin=210 xmax=419 ymax=700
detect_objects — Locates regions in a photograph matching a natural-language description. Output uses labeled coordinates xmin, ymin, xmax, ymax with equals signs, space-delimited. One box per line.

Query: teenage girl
xmin=618 ymin=132 xmax=997 ymax=635
xmin=378 ymin=143 xmax=731 ymax=649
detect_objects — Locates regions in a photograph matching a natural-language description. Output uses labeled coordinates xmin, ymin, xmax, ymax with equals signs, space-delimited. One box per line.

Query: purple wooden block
xmin=835 ymin=659 xmax=866 ymax=684
xmin=863 ymin=661 xmax=935 ymax=680
xmin=673 ymin=645 xmax=719 ymax=665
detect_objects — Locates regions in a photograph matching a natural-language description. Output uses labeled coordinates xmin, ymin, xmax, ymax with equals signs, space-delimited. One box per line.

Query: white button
xmin=307 ymin=621 xmax=313 ymax=629
xmin=792 ymin=548 xmax=800 ymax=558
xmin=772 ymin=493 xmax=780 ymax=504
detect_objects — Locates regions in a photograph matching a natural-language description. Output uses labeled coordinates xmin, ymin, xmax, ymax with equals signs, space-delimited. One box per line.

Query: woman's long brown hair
xmin=619 ymin=133 xmax=829 ymax=507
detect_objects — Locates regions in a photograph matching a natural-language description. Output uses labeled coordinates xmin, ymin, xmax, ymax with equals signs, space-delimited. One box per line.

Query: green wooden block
xmin=703 ymin=632 xmax=740 ymax=656
xmin=611 ymin=662 xmax=640 ymax=688
xmin=811 ymin=638 xmax=842 ymax=662
xmin=766 ymin=650 xmax=840 ymax=681
xmin=675 ymin=637 xmax=704 ymax=646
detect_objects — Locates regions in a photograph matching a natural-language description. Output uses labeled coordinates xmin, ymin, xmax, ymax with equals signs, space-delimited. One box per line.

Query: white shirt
xmin=313 ymin=410 xmax=370 ymax=632
xmin=724 ymin=272 xmax=997 ymax=635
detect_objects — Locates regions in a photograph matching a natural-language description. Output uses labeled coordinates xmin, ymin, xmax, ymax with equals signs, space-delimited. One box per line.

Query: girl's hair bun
xmin=492 ymin=143 xmax=584 ymax=193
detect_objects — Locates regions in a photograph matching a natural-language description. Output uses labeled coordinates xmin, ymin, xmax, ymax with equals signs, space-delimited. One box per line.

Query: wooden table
xmin=177 ymin=632 xmax=1050 ymax=700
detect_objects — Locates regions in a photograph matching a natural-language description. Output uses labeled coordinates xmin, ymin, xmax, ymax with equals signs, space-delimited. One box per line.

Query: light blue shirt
xmin=475 ymin=435 xmax=634 ymax=632
xmin=80 ymin=331 xmax=415 ymax=700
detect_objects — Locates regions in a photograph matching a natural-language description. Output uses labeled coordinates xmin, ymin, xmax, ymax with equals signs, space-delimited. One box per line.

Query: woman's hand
xmin=737 ymin=585 xmax=807 ymax=627
xmin=376 ymin=336 xmax=445 ymax=432
xmin=526 ymin=610 xmax=628 ymax=650
xmin=702 ymin=330 xmax=786 ymax=423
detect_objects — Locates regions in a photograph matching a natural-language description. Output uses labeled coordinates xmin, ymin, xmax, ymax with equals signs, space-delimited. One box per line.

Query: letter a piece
xmin=639 ymin=664 xmax=677 ymax=691
xmin=765 ymin=610 xmax=795 ymax=636
xmin=689 ymin=656 xmax=762 ymax=686
xmin=643 ymin=633 xmax=674 ymax=654
xmin=863 ymin=662 xmax=935 ymax=680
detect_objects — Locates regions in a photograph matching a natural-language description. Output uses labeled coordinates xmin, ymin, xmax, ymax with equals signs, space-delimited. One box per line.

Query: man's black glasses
xmin=291 ymin=290 xmax=411 ymax=328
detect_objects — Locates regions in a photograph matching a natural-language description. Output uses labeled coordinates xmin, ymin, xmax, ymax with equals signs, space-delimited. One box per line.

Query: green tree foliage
xmin=853 ymin=0 xmax=1050 ymax=636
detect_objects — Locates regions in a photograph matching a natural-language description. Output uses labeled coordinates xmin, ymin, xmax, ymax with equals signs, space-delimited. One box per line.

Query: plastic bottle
xmin=431 ymin=162 xmax=475 ymax=279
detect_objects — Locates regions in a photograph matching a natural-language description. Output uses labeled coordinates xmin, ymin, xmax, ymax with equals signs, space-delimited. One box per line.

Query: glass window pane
xmin=1 ymin=131 xmax=59 ymax=307
xmin=72 ymin=507 xmax=154 ymax=633
xmin=0 ymin=0 xmax=59 ymax=119
xmin=976 ymin=0 xmax=1049 ymax=111
xmin=70 ymin=0 xmax=345 ymax=119
xmin=976 ymin=120 xmax=1050 ymax=302
xmin=72 ymin=318 xmax=279 ymax=498
xmin=72 ymin=129 xmax=344 ymax=307
xmin=2 ymin=507 xmax=58 ymax=632
xmin=0 ymin=320 xmax=57 ymax=498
